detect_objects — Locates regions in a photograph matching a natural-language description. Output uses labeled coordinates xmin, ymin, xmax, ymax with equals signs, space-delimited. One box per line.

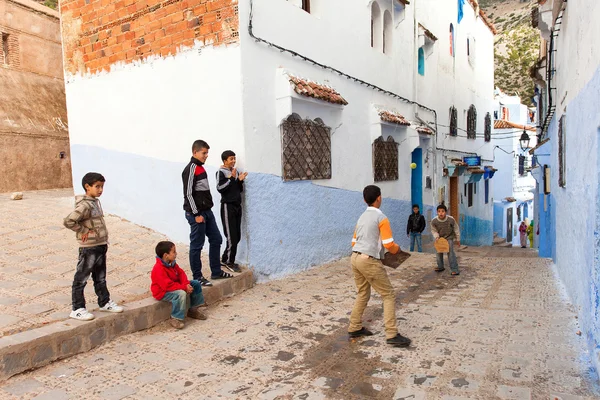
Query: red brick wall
xmin=60 ymin=0 xmax=239 ymax=75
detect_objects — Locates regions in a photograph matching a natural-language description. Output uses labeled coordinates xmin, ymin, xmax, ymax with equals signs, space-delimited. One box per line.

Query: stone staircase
xmin=493 ymin=232 xmax=513 ymax=247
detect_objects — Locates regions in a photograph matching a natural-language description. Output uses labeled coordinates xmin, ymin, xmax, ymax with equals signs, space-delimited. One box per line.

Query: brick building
xmin=0 ymin=0 xmax=71 ymax=192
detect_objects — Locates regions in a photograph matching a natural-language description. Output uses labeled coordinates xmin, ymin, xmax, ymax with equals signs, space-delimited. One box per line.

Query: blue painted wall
xmin=243 ymin=173 xmax=418 ymax=279
xmin=536 ymin=66 xmax=600 ymax=376
xmin=493 ymin=202 xmax=504 ymax=235
xmin=411 ymin=148 xmax=423 ymax=210
xmin=460 ymin=214 xmax=493 ymax=246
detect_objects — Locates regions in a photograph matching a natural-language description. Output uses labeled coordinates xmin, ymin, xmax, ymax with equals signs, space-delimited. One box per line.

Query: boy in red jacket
xmin=151 ymin=241 xmax=207 ymax=329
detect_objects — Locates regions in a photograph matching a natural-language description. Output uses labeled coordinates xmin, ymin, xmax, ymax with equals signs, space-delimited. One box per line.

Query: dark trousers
xmin=72 ymin=244 xmax=110 ymax=310
xmin=185 ymin=210 xmax=223 ymax=280
xmin=220 ymin=202 xmax=242 ymax=264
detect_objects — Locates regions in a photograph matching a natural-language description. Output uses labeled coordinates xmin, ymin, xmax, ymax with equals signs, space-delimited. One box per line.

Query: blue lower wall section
xmin=243 ymin=173 xmax=417 ymax=279
xmin=537 ymin=191 xmax=554 ymax=259
xmin=460 ymin=215 xmax=493 ymax=246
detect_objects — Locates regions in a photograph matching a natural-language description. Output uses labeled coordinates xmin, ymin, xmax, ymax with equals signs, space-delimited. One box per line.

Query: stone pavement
xmin=0 ymin=189 xmax=214 ymax=336
xmin=1 ymin=245 xmax=598 ymax=399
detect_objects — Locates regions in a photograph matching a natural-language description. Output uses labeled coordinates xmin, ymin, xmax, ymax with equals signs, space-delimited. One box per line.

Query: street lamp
xmin=519 ymin=130 xmax=531 ymax=151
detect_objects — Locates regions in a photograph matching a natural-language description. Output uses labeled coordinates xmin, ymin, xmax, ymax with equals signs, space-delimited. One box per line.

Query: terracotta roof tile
xmin=418 ymin=24 xmax=438 ymax=41
xmin=288 ymin=76 xmax=348 ymax=106
xmin=416 ymin=125 xmax=435 ymax=135
xmin=379 ymin=110 xmax=411 ymax=126
xmin=494 ymin=120 xmax=536 ymax=131
xmin=467 ymin=167 xmax=485 ymax=174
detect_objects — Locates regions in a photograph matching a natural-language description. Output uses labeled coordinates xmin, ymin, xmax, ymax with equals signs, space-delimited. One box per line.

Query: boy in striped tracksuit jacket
xmin=182 ymin=140 xmax=232 ymax=287
xmin=216 ymin=150 xmax=247 ymax=273
xmin=349 ymin=185 xmax=412 ymax=347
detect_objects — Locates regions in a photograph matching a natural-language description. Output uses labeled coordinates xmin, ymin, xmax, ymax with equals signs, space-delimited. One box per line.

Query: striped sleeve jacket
xmin=182 ymin=157 xmax=214 ymax=216
xmin=351 ymin=207 xmax=400 ymax=259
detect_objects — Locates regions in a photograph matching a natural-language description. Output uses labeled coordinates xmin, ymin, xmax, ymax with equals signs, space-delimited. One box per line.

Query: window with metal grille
xmin=373 ymin=136 xmax=399 ymax=182
xmin=281 ymin=113 xmax=331 ymax=181
xmin=558 ymin=115 xmax=566 ymax=187
xmin=425 ymin=176 xmax=432 ymax=189
xmin=467 ymin=105 xmax=477 ymax=139
xmin=518 ymin=155 xmax=525 ymax=176
xmin=449 ymin=106 xmax=458 ymax=136
xmin=484 ymin=112 xmax=491 ymax=142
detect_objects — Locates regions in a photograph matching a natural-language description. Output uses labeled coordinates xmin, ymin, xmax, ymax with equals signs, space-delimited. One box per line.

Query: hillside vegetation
xmin=480 ymin=0 xmax=538 ymax=104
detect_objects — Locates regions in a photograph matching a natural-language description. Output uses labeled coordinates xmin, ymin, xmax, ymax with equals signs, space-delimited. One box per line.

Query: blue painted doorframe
xmin=411 ymin=148 xmax=423 ymax=209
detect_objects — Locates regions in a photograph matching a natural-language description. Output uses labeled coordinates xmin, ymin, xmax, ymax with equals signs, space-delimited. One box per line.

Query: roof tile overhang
xmin=288 ymin=75 xmax=348 ymax=106
xmin=379 ymin=110 xmax=411 ymax=126
xmin=494 ymin=120 xmax=536 ymax=131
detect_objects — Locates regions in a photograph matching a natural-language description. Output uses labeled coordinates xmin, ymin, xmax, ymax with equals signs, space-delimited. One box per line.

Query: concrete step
xmin=496 ymin=242 xmax=513 ymax=248
xmin=0 ymin=268 xmax=255 ymax=381
xmin=493 ymin=236 xmax=507 ymax=245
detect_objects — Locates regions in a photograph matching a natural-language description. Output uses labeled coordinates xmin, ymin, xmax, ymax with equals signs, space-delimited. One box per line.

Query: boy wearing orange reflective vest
xmin=349 ymin=185 xmax=412 ymax=347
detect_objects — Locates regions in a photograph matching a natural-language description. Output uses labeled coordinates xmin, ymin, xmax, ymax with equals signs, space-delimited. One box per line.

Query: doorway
xmin=507 ymin=207 xmax=513 ymax=242
xmin=411 ymin=148 xmax=423 ymax=209
xmin=449 ymin=176 xmax=459 ymax=219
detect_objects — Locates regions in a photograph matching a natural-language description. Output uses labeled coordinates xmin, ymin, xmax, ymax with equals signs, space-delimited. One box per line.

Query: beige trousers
xmin=349 ymin=252 xmax=398 ymax=339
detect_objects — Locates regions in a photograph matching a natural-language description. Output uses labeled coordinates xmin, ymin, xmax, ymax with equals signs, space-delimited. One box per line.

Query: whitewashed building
xmin=491 ymin=91 xmax=537 ymax=245
xmin=61 ymin=0 xmax=497 ymax=279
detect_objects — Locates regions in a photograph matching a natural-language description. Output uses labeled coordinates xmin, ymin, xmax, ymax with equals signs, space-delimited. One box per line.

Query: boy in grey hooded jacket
xmin=63 ymin=172 xmax=123 ymax=321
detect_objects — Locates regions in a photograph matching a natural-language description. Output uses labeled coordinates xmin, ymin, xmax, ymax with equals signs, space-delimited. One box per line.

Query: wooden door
xmin=449 ymin=176 xmax=459 ymax=219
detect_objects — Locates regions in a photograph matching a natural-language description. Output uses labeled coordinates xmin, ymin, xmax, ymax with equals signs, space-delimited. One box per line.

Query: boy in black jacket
xmin=216 ymin=150 xmax=247 ymax=273
xmin=406 ymin=204 xmax=426 ymax=252
xmin=182 ymin=140 xmax=232 ymax=287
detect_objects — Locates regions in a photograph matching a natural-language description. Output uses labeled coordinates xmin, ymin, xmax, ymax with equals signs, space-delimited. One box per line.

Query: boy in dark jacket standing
xmin=63 ymin=172 xmax=123 ymax=321
xmin=406 ymin=204 xmax=426 ymax=252
xmin=216 ymin=150 xmax=247 ymax=273
xmin=151 ymin=241 xmax=206 ymax=329
xmin=182 ymin=140 xmax=231 ymax=287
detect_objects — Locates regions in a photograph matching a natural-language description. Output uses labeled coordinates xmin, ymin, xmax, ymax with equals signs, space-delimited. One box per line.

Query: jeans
xmin=72 ymin=244 xmax=110 ymax=310
xmin=349 ymin=253 xmax=398 ymax=339
xmin=409 ymin=232 xmax=423 ymax=252
xmin=436 ymin=239 xmax=459 ymax=273
xmin=221 ymin=203 xmax=242 ymax=264
xmin=185 ymin=210 xmax=223 ymax=279
xmin=161 ymin=280 xmax=205 ymax=320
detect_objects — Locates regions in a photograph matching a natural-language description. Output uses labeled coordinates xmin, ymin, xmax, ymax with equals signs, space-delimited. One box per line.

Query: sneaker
xmin=170 ymin=318 xmax=185 ymax=329
xmin=348 ymin=327 xmax=374 ymax=338
xmin=187 ymin=306 xmax=207 ymax=320
xmin=225 ymin=263 xmax=242 ymax=273
xmin=70 ymin=308 xmax=95 ymax=321
xmin=387 ymin=333 xmax=411 ymax=347
xmin=199 ymin=277 xmax=213 ymax=287
xmin=100 ymin=300 xmax=124 ymax=313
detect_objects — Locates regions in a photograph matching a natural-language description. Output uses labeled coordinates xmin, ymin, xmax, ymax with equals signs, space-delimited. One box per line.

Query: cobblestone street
xmin=0 ymin=190 xmax=598 ymax=399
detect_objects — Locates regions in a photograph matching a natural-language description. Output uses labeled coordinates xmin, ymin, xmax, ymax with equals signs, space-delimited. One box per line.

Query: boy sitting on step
xmin=151 ymin=241 xmax=207 ymax=329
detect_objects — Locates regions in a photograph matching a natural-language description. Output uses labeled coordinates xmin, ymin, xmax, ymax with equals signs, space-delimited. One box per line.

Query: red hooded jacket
xmin=150 ymin=257 xmax=190 ymax=300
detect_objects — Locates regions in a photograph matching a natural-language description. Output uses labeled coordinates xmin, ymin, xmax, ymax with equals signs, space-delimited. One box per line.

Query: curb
xmin=0 ymin=269 xmax=255 ymax=381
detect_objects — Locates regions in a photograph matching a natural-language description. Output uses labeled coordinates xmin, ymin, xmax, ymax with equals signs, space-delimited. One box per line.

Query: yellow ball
xmin=410 ymin=163 xmax=417 ymax=169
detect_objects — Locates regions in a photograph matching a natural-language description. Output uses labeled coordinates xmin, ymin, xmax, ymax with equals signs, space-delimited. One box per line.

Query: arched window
xmin=484 ymin=112 xmax=491 ymax=142
xmin=449 ymin=106 xmax=458 ymax=136
xmin=371 ymin=2 xmax=382 ymax=50
xmin=449 ymin=24 xmax=454 ymax=57
xmin=383 ymin=10 xmax=392 ymax=54
xmin=467 ymin=105 xmax=477 ymax=139
xmin=418 ymin=47 xmax=425 ymax=76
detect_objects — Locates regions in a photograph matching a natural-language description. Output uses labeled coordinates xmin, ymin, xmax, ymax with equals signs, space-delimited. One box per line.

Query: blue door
xmin=411 ymin=148 xmax=423 ymax=209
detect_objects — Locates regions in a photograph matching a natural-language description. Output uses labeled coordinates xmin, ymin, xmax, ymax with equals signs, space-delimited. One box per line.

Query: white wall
xmin=65 ymin=45 xmax=245 ymax=244
xmin=240 ymin=0 xmax=421 ymax=201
